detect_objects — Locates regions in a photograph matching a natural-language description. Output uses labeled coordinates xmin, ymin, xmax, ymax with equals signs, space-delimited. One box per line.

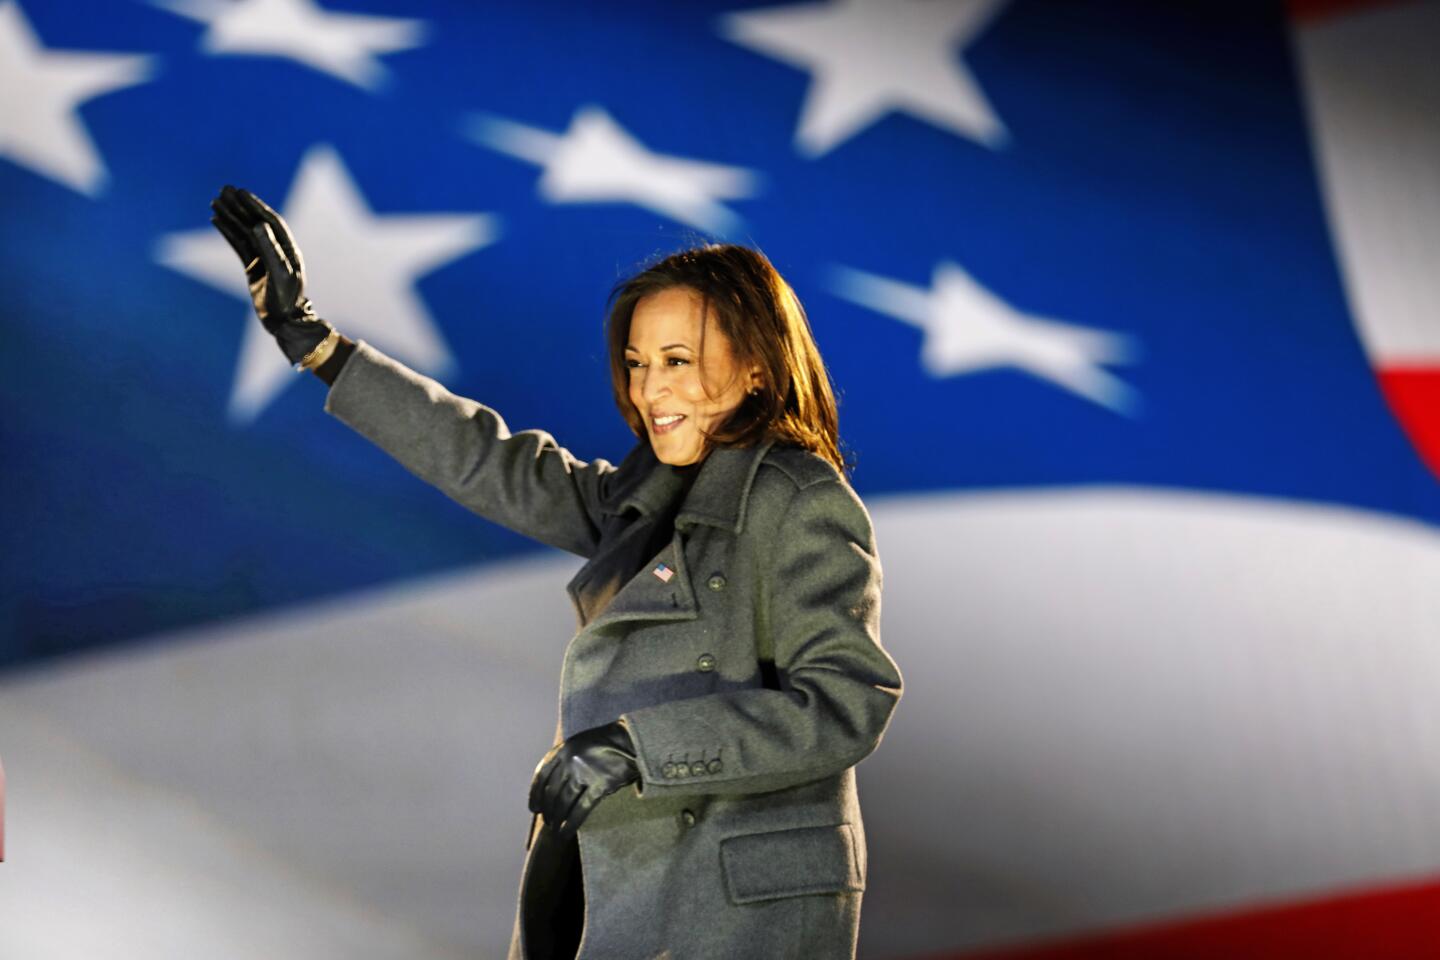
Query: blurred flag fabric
xmin=2 ymin=0 xmax=1439 ymax=957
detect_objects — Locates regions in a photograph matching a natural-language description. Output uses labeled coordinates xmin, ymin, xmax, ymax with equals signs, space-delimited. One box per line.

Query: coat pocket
xmin=719 ymin=823 xmax=865 ymax=905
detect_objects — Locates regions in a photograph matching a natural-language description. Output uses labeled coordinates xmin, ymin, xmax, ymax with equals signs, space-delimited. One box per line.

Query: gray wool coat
xmin=322 ymin=340 xmax=903 ymax=960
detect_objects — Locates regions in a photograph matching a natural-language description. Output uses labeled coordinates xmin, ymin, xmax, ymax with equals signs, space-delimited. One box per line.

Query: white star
xmin=719 ymin=0 xmax=1009 ymax=157
xmin=156 ymin=144 xmax=499 ymax=423
xmin=830 ymin=260 xmax=1142 ymax=414
xmin=0 ymin=0 xmax=155 ymax=196
xmin=150 ymin=0 xmax=427 ymax=90
xmin=462 ymin=105 xmax=761 ymax=236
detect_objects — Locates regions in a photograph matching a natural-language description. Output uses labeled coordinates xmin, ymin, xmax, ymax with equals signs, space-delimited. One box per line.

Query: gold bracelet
xmin=296 ymin=328 xmax=340 ymax=372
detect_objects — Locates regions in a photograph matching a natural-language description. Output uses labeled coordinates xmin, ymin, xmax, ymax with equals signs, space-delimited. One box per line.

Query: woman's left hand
xmin=529 ymin=720 xmax=640 ymax=842
xmin=209 ymin=184 xmax=334 ymax=367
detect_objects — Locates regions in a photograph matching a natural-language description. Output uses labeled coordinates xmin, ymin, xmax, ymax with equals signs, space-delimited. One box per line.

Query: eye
xmin=667 ymin=356 xmax=690 ymax=366
xmin=625 ymin=358 xmax=643 ymax=369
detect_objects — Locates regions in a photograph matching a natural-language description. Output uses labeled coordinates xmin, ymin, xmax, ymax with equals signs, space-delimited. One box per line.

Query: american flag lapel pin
xmin=652 ymin=562 xmax=675 ymax=583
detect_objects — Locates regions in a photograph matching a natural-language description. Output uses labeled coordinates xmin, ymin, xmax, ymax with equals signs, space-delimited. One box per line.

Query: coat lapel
xmin=566 ymin=437 xmax=779 ymax=630
xmin=673 ymin=435 xmax=779 ymax=536
xmin=582 ymin=531 xmax=698 ymax=631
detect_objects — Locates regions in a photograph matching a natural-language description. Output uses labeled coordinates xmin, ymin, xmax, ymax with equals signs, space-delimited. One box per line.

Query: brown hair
xmin=605 ymin=244 xmax=852 ymax=477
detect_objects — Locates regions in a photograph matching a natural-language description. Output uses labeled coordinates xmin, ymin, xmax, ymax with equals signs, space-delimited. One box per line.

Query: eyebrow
xmin=625 ymin=343 xmax=693 ymax=352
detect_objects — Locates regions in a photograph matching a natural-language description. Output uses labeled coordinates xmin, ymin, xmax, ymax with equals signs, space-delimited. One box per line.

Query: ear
xmin=747 ymin=365 xmax=764 ymax=393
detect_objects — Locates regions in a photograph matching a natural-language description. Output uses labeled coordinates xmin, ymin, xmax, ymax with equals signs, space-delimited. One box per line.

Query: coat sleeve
xmin=322 ymin=339 xmax=618 ymax=559
xmin=619 ymin=476 xmax=903 ymax=797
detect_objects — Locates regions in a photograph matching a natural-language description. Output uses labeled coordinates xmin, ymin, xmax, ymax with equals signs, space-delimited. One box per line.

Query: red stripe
xmin=1376 ymin=367 xmax=1440 ymax=483
xmin=896 ymin=876 xmax=1440 ymax=960
xmin=1287 ymin=0 xmax=1419 ymax=22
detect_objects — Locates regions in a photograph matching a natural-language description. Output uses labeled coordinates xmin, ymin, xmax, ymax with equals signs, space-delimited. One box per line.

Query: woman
xmin=210 ymin=185 xmax=903 ymax=959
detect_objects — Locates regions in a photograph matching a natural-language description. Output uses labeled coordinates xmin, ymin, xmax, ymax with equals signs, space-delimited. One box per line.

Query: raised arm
xmin=323 ymin=338 xmax=620 ymax=559
xmin=209 ymin=185 xmax=619 ymax=558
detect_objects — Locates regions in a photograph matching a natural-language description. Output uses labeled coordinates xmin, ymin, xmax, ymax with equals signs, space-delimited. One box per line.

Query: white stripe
xmin=3 ymin=493 xmax=1438 ymax=956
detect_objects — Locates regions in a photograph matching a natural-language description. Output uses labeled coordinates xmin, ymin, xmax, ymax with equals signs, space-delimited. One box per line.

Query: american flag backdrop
xmin=2 ymin=0 xmax=1439 ymax=957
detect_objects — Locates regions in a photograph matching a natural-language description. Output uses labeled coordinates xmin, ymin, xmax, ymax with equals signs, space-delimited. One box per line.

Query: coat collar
xmin=606 ymin=436 xmax=780 ymax=535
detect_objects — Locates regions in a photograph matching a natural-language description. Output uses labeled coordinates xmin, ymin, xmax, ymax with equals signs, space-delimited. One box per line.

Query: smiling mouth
xmin=652 ymin=414 xmax=686 ymax=435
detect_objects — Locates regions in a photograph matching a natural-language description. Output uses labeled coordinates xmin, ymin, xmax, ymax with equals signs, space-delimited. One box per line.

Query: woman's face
xmin=626 ymin=286 xmax=757 ymax=467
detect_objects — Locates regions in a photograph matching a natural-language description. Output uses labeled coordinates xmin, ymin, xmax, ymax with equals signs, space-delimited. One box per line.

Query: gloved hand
xmin=529 ymin=720 xmax=640 ymax=843
xmin=209 ymin=184 xmax=334 ymax=367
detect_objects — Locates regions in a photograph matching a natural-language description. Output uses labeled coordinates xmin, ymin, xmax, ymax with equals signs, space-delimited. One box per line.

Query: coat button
xmin=690 ymin=761 xmax=707 ymax=777
xmin=679 ymin=809 xmax=697 ymax=828
xmin=707 ymin=573 xmax=727 ymax=591
xmin=662 ymin=762 xmax=676 ymax=778
xmin=696 ymin=653 xmax=717 ymax=673
xmin=707 ymin=758 xmax=723 ymax=775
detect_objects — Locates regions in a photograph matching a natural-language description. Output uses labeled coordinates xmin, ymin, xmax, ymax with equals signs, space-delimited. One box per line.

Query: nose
xmin=640 ymin=365 xmax=669 ymax=408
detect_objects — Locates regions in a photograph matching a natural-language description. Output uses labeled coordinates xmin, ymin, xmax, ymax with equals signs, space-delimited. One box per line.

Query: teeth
xmin=654 ymin=415 xmax=684 ymax=425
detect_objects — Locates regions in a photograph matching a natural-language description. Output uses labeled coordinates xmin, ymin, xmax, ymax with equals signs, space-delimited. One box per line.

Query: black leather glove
xmin=529 ymin=720 xmax=640 ymax=843
xmin=209 ymin=184 xmax=334 ymax=366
